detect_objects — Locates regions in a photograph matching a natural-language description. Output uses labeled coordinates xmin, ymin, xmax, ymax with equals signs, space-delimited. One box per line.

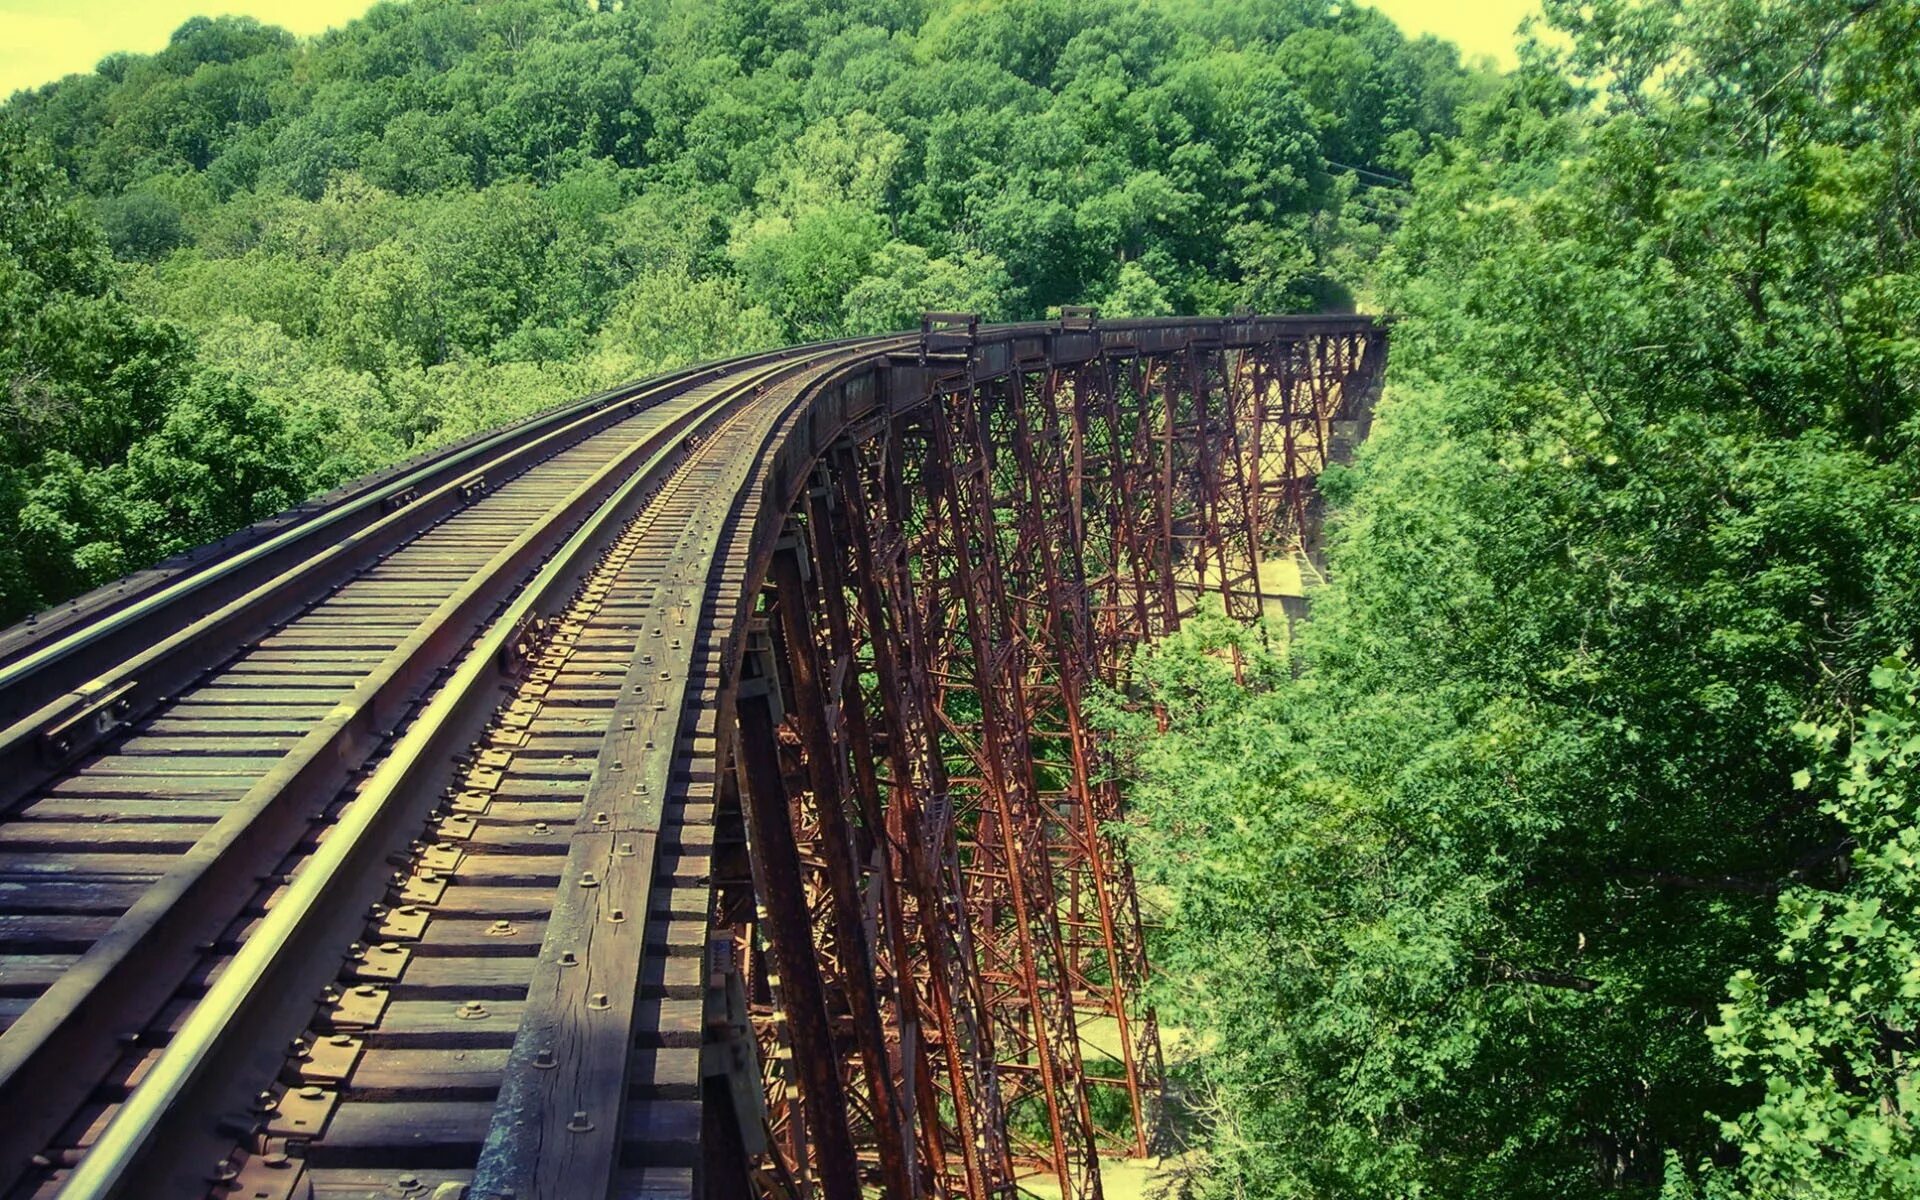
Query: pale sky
xmin=1361 ymin=0 xmax=1539 ymax=68
xmin=0 ymin=0 xmax=375 ymax=97
xmin=0 ymin=0 xmax=1540 ymax=99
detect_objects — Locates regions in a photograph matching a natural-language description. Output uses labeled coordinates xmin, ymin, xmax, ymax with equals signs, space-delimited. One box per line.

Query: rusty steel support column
xmin=929 ymin=378 xmax=1102 ymax=1200
xmin=1082 ymin=357 xmax=1177 ymax=1147
xmin=735 ymin=638 xmax=863 ymax=1200
xmin=801 ymin=471 xmax=933 ymax=1189
xmin=767 ymin=529 xmax=917 ymax=1199
xmin=1000 ymin=364 xmax=1156 ymax=1157
xmin=837 ymin=431 xmax=1012 ymax=1200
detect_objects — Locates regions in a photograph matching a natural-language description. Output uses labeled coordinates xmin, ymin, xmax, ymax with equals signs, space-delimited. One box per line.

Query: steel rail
xmin=51 ymin=340 xmax=895 ymax=1200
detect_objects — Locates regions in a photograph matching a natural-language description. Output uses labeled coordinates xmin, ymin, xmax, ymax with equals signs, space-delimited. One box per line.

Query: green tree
xmin=843 ymin=241 xmax=1008 ymax=332
xmin=0 ymin=121 xmax=346 ymax=619
xmin=1101 ymin=260 xmax=1170 ymax=316
xmin=133 ymin=249 xmax=328 ymax=338
xmin=729 ymin=202 xmax=888 ymax=339
xmin=1673 ymin=656 xmax=1920 ymax=1199
xmin=598 ymin=267 xmax=783 ymax=369
xmin=95 ymin=188 xmax=188 ymax=260
xmin=416 ymin=182 xmax=560 ymax=354
xmin=322 ymin=240 xmax=443 ymax=372
xmin=0 ymin=120 xmax=187 ymax=473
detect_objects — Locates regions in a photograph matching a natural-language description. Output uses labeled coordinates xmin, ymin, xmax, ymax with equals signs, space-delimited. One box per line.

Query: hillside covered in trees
xmin=5 ymin=0 xmax=1920 ymax=1197
xmin=1109 ymin=2 xmax=1920 ymax=1198
xmin=0 ymin=0 xmax=1478 ymax=622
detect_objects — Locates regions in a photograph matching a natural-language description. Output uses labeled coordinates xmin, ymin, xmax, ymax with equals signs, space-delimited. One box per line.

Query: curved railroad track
xmin=0 ymin=337 xmax=900 ymax=1200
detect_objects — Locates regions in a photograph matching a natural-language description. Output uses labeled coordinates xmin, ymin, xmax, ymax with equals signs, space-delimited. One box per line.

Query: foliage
xmin=0 ymin=122 xmax=274 ymax=614
xmin=1113 ymin=1 xmax=1920 ymax=1198
xmin=597 ymin=267 xmax=784 ymax=370
xmin=94 ymin=187 xmax=189 ymax=260
xmin=1670 ymin=657 xmax=1920 ymax=1199
xmin=1 ymin=0 xmax=1483 ymax=621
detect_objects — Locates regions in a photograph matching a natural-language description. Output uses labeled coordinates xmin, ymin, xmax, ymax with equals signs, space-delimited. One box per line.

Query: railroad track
xmin=0 ymin=338 xmax=904 ymax=1200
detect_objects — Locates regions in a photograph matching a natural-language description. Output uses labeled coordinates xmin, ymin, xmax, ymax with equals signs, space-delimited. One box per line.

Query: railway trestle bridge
xmin=0 ymin=314 xmax=1385 ymax=1200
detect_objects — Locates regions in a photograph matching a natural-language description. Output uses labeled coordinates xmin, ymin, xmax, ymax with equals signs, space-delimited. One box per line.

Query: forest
xmin=0 ymin=0 xmax=1474 ymax=622
xmin=1108 ymin=1 xmax=1920 ymax=1198
xmin=3 ymin=0 xmax=1917 ymax=1197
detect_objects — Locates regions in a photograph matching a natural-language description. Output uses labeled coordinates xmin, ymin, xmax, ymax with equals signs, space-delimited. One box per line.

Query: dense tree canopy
xmin=10 ymin=2 xmax=1917 ymax=1197
xmin=1114 ymin=1 xmax=1920 ymax=1197
xmin=0 ymin=0 xmax=1480 ymax=622
xmin=0 ymin=122 xmax=354 ymax=614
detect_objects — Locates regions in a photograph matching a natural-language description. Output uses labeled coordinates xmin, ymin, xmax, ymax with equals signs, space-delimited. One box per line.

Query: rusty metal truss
xmin=710 ymin=316 xmax=1387 ymax=1200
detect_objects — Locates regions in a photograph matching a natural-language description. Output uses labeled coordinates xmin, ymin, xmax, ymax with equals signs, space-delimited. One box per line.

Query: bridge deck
xmin=0 ymin=316 xmax=1385 ymax=1200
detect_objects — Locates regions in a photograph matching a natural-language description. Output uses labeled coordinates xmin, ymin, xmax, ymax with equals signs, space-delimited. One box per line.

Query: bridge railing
xmin=1059 ymin=304 xmax=1098 ymax=330
xmin=919 ymin=310 xmax=979 ymax=363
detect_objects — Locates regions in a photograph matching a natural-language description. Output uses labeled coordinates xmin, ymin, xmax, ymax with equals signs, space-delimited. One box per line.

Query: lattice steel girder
xmin=716 ymin=316 xmax=1386 ymax=1200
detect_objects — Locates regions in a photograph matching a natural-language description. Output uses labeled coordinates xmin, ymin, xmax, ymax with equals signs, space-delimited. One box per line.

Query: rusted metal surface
xmin=0 ymin=316 xmax=1384 ymax=1200
xmin=714 ymin=314 xmax=1387 ymax=1198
